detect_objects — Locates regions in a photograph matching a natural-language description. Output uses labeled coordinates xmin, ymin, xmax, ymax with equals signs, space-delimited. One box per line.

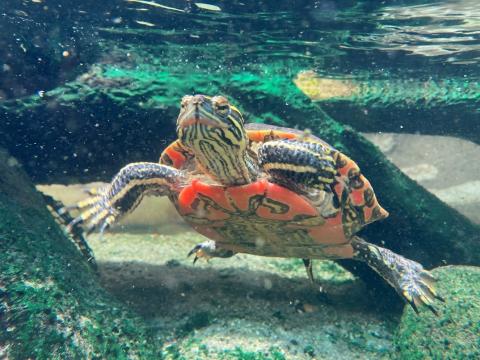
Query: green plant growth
xmin=0 ymin=150 xmax=161 ymax=359
xmin=394 ymin=266 xmax=480 ymax=359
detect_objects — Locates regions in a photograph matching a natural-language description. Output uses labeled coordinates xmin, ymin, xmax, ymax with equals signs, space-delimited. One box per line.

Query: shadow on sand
xmin=96 ymin=260 xmax=402 ymax=337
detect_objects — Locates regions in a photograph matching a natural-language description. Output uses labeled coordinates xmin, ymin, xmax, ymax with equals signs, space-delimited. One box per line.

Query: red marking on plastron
xmin=227 ymin=180 xmax=267 ymax=211
xmin=256 ymin=182 xmax=318 ymax=221
xmin=178 ymin=179 xmax=233 ymax=220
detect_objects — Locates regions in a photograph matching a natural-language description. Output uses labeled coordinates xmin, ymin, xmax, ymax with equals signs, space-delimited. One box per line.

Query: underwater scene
xmin=1 ymin=0 xmax=479 ymax=358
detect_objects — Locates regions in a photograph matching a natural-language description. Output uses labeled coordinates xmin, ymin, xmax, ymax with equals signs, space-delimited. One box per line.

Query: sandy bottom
xmin=87 ymin=231 xmax=395 ymax=359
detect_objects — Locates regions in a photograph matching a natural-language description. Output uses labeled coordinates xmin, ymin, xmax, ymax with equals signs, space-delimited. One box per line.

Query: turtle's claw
xmin=352 ymin=238 xmax=444 ymax=316
xmin=398 ymin=268 xmax=442 ymax=316
xmin=187 ymin=244 xmax=202 ymax=258
xmin=65 ymin=215 xmax=84 ymax=233
xmin=43 ymin=194 xmax=97 ymax=269
xmin=61 ymin=187 xmax=119 ymax=236
xmin=187 ymin=240 xmax=235 ymax=264
xmin=187 ymin=241 xmax=214 ymax=264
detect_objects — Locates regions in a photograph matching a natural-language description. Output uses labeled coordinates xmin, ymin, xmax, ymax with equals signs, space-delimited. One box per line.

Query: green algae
xmin=393 ymin=266 xmax=480 ymax=359
xmin=0 ymin=150 xmax=161 ymax=359
xmin=220 ymin=347 xmax=286 ymax=360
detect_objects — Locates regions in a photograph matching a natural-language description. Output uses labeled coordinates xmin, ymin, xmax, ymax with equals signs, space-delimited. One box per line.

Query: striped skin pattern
xmin=175 ymin=94 xmax=257 ymax=186
xmin=64 ymin=163 xmax=183 ymax=234
xmin=65 ymin=95 xmax=441 ymax=314
xmin=258 ymin=139 xmax=337 ymax=191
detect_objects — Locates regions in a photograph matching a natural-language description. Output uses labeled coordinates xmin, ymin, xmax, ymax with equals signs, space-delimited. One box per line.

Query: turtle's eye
xmin=212 ymin=95 xmax=230 ymax=114
xmin=216 ymin=104 xmax=229 ymax=112
xmin=181 ymin=95 xmax=193 ymax=109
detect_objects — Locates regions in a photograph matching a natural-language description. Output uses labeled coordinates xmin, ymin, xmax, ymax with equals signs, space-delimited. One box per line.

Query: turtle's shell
xmin=160 ymin=124 xmax=388 ymax=260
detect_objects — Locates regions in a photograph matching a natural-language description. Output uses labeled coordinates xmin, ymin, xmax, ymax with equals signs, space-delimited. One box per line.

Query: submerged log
xmin=0 ymin=148 xmax=160 ymax=358
xmin=0 ymin=67 xmax=179 ymax=184
xmin=0 ymin=62 xmax=479 ymax=279
xmin=293 ymin=71 xmax=480 ymax=145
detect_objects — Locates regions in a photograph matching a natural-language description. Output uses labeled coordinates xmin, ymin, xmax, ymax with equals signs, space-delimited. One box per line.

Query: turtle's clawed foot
xmin=352 ymin=237 xmax=444 ymax=315
xmin=187 ymin=240 xmax=235 ymax=264
xmin=397 ymin=267 xmax=445 ymax=315
xmin=187 ymin=241 xmax=214 ymax=264
xmin=59 ymin=186 xmax=119 ymax=236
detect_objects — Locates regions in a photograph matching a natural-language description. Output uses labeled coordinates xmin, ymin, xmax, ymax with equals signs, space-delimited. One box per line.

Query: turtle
xmin=64 ymin=94 xmax=443 ymax=314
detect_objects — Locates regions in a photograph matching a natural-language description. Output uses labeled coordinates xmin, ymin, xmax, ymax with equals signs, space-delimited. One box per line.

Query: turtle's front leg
xmin=188 ymin=240 xmax=235 ymax=264
xmin=61 ymin=162 xmax=184 ymax=234
xmin=258 ymin=139 xmax=337 ymax=191
xmin=352 ymin=236 xmax=444 ymax=315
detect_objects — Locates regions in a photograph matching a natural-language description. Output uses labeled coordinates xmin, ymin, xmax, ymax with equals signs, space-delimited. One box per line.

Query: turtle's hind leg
xmin=352 ymin=236 xmax=444 ymax=315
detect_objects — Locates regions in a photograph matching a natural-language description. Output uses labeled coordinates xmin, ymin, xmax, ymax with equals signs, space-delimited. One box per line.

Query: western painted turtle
xmin=65 ymin=94 xmax=442 ymax=314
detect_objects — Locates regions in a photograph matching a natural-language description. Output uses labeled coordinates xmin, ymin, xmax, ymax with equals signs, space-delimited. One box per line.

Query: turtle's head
xmin=176 ymin=94 xmax=255 ymax=185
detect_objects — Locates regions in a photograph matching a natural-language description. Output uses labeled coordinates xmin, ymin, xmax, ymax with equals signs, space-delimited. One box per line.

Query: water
xmin=1 ymin=1 xmax=480 ymax=359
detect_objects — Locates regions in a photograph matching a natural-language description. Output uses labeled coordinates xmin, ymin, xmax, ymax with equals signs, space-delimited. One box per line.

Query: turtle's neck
xmin=194 ymin=144 xmax=258 ymax=186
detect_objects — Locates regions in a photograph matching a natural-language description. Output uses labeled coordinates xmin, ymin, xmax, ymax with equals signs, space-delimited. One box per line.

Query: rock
xmin=397 ymin=163 xmax=439 ymax=183
xmin=433 ymin=181 xmax=480 ymax=207
xmin=432 ymin=181 xmax=480 ymax=224
xmin=0 ymin=148 xmax=160 ymax=358
xmin=394 ymin=266 xmax=480 ymax=359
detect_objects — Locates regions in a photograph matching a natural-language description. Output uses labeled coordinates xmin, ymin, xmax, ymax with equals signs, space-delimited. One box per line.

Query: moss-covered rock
xmin=393 ymin=266 xmax=480 ymax=359
xmin=0 ymin=148 xmax=161 ymax=359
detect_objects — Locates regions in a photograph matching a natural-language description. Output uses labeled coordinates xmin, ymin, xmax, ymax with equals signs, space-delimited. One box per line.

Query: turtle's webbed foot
xmin=59 ymin=186 xmax=119 ymax=236
xmin=187 ymin=240 xmax=235 ymax=264
xmin=395 ymin=265 xmax=444 ymax=315
xmin=60 ymin=163 xmax=183 ymax=236
xmin=353 ymin=237 xmax=444 ymax=315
